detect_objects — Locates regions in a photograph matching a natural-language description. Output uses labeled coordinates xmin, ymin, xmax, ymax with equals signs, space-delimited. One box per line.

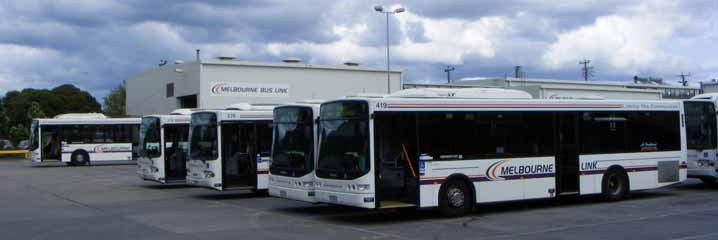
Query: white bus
xmin=137 ymin=109 xmax=193 ymax=184
xmin=29 ymin=113 xmax=141 ymax=166
xmin=314 ymin=88 xmax=687 ymax=217
xmin=687 ymin=94 xmax=718 ymax=184
xmin=268 ymin=102 xmax=322 ymax=203
xmin=186 ymin=104 xmax=275 ymax=191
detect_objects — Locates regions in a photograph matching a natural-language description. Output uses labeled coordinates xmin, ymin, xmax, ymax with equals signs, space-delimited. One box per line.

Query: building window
xmin=166 ymin=83 xmax=174 ymax=97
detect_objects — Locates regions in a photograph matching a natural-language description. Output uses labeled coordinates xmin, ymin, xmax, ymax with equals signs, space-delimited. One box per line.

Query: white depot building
xmin=126 ymin=57 xmax=402 ymax=116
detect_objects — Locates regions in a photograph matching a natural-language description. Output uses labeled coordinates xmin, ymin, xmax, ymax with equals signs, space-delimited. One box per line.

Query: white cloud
xmin=541 ymin=1 xmax=693 ymax=75
xmin=394 ymin=14 xmax=508 ymax=64
xmin=264 ymin=10 xmax=511 ymax=65
xmin=0 ymin=43 xmax=64 ymax=93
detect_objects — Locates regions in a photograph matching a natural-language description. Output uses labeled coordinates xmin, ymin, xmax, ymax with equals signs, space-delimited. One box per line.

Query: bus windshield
xmin=29 ymin=120 xmax=39 ymax=151
xmin=270 ymin=107 xmax=314 ymax=177
xmin=316 ymin=101 xmax=369 ymax=180
xmin=189 ymin=112 xmax=218 ymax=161
xmin=139 ymin=117 xmax=161 ymax=158
xmin=685 ymin=101 xmax=717 ymax=150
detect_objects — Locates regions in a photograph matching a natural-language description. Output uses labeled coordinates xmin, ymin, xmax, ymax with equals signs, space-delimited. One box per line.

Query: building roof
xmin=200 ymin=59 xmax=402 ymax=74
xmin=455 ymin=77 xmax=699 ymax=90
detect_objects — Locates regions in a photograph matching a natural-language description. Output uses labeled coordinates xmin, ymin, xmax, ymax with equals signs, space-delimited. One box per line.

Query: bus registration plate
xmin=329 ymin=195 xmax=338 ymax=202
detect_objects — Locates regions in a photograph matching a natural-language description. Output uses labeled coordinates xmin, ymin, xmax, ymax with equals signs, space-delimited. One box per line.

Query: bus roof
xmin=142 ymin=114 xmax=191 ymax=124
xmin=330 ymin=97 xmax=682 ymax=112
xmin=388 ymin=88 xmax=532 ymax=99
xmin=35 ymin=117 xmax=141 ymax=125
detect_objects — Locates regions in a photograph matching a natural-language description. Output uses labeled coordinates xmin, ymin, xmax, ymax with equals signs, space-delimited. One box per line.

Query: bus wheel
xmin=601 ymin=168 xmax=629 ymax=201
xmin=252 ymin=189 xmax=268 ymax=195
xmin=699 ymin=177 xmax=718 ymax=186
xmin=71 ymin=151 xmax=89 ymax=166
xmin=438 ymin=179 xmax=472 ymax=217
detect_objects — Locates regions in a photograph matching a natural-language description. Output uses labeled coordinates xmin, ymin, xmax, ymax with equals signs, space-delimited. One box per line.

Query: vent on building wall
xmin=344 ymin=61 xmax=360 ymax=67
xmin=282 ymin=57 xmax=302 ymax=63
xmin=217 ymin=56 xmax=235 ymax=60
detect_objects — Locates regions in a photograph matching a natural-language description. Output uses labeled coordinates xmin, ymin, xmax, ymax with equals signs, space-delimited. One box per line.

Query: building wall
xmin=126 ymin=63 xmax=200 ymax=116
xmin=701 ymin=83 xmax=718 ymax=94
xmin=198 ymin=63 xmax=401 ymax=109
xmin=127 ymin=61 xmax=402 ymax=115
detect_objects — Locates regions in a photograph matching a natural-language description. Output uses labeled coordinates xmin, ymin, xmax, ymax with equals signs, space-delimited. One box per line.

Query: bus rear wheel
xmin=699 ymin=177 xmax=718 ymax=186
xmin=602 ymin=168 xmax=629 ymax=201
xmin=70 ymin=151 xmax=89 ymax=166
xmin=438 ymin=179 xmax=472 ymax=217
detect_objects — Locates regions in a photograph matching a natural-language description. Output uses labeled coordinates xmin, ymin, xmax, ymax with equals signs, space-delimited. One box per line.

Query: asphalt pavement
xmin=1 ymin=159 xmax=717 ymax=240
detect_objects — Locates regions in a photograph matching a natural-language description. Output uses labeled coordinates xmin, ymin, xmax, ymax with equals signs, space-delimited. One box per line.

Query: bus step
xmin=378 ymin=201 xmax=416 ymax=209
xmin=223 ymin=186 xmax=254 ymax=191
xmin=557 ymin=191 xmax=579 ymax=196
xmin=164 ymin=179 xmax=186 ymax=184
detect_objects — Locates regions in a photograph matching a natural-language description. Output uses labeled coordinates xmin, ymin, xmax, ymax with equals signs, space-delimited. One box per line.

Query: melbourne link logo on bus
xmin=486 ymin=160 xmax=554 ymax=181
xmin=93 ymin=145 xmax=132 ymax=153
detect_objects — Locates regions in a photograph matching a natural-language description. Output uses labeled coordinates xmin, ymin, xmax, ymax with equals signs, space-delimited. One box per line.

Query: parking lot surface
xmin=1 ymin=159 xmax=717 ymax=240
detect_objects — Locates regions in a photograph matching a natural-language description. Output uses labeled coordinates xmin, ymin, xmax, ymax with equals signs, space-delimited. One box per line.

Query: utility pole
xmin=579 ymin=59 xmax=593 ymax=81
xmin=514 ymin=66 xmax=522 ymax=78
xmin=444 ymin=65 xmax=455 ymax=83
xmin=677 ymin=72 xmax=691 ymax=86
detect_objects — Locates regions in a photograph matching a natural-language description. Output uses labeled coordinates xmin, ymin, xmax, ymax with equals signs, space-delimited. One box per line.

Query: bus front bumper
xmin=186 ymin=173 xmax=220 ymax=190
xmin=268 ymin=185 xmax=318 ymax=203
xmin=315 ymin=189 xmax=375 ymax=209
xmin=688 ymin=168 xmax=718 ymax=179
xmin=137 ymin=159 xmax=164 ymax=183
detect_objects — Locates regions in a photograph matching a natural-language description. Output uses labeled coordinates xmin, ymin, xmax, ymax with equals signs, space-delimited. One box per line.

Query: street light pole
xmin=385 ymin=12 xmax=390 ymax=94
xmin=375 ymin=5 xmax=404 ymax=94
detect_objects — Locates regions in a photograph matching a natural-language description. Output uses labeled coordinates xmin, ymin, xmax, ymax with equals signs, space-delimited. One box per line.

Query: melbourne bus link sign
xmin=210 ymin=82 xmax=290 ymax=98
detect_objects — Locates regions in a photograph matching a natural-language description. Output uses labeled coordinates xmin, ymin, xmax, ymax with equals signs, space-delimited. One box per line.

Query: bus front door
xmin=164 ymin=125 xmax=188 ymax=182
xmin=221 ymin=123 xmax=256 ymax=190
xmin=555 ymin=113 xmax=579 ymax=195
xmin=374 ymin=112 xmax=418 ymax=208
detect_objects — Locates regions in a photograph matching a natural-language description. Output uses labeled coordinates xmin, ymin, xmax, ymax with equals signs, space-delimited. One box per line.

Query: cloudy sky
xmin=1 ymin=0 xmax=717 ymax=99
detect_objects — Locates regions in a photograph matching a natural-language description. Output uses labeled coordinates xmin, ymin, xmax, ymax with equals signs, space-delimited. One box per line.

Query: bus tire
xmin=70 ymin=151 xmax=89 ymax=166
xmin=252 ymin=189 xmax=268 ymax=195
xmin=601 ymin=168 xmax=629 ymax=201
xmin=438 ymin=179 xmax=472 ymax=217
xmin=699 ymin=177 xmax=718 ymax=186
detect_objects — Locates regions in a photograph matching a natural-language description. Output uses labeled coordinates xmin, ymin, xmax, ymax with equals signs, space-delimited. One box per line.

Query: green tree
xmin=8 ymin=124 xmax=28 ymax=146
xmin=2 ymin=84 xmax=101 ymax=127
xmin=103 ymin=80 xmax=126 ymax=117
xmin=0 ymin=98 xmax=9 ymax=138
xmin=26 ymin=101 xmax=46 ymax=122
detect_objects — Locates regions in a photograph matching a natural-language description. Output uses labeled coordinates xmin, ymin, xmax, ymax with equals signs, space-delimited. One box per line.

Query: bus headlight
xmin=698 ymin=160 xmax=711 ymax=168
xmin=203 ymin=171 xmax=215 ymax=178
xmin=356 ymin=184 xmax=371 ymax=191
xmin=150 ymin=166 xmax=159 ymax=173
